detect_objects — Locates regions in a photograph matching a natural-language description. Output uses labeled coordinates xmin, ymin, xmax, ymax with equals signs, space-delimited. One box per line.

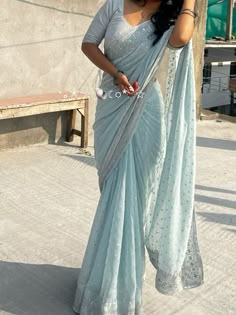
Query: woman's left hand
xmin=119 ymin=80 xmax=140 ymax=97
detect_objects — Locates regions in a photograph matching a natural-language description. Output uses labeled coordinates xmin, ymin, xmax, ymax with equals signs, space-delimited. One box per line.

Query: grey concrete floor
xmin=0 ymin=119 xmax=235 ymax=315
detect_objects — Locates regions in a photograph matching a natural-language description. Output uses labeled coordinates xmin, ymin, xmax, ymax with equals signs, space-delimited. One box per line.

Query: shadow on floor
xmin=196 ymin=136 xmax=236 ymax=151
xmin=60 ymin=153 xmax=96 ymax=168
xmin=195 ymin=184 xmax=236 ymax=196
xmin=197 ymin=212 xmax=236 ymax=227
xmin=0 ymin=261 xmax=80 ymax=315
xmin=195 ymin=194 xmax=236 ymax=210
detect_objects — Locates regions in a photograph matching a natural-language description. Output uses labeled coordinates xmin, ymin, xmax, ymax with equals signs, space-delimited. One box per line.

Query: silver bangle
xmin=113 ymin=69 xmax=124 ymax=85
xmin=179 ymin=8 xmax=197 ymax=18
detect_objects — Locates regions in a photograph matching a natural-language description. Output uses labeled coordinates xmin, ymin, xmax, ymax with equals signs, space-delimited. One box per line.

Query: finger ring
xmin=122 ymin=89 xmax=127 ymax=94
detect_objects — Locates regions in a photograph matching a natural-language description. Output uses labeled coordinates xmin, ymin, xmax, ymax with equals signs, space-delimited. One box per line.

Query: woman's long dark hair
xmin=130 ymin=0 xmax=184 ymax=46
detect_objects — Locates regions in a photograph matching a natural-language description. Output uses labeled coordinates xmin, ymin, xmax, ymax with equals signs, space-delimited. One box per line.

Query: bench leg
xmin=66 ymin=109 xmax=76 ymax=142
xmin=81 ymin=99 xmax=89 ymax=148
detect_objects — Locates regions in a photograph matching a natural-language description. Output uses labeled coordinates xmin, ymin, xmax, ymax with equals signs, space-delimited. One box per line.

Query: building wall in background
xmin=0 ymin=0 xmax=102 ymax=148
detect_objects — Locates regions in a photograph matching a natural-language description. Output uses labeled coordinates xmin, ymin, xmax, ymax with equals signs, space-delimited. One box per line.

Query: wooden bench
xmin=0 ymin=91 xmax=89 ymax=148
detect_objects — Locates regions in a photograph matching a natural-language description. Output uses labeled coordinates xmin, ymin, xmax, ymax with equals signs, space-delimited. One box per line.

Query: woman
xmin=73 ymin=0 xmax=204 ymax=314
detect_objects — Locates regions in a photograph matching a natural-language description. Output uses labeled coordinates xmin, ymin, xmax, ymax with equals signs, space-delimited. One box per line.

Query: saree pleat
xmin=73 ymin=81 xmax=166 ymax=315
xmin=73 ymin=0 xmax=204 ymax=313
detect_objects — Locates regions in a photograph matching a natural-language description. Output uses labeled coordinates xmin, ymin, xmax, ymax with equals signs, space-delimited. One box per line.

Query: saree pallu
xmin=73 ymin=7 xmax=204 ymax=314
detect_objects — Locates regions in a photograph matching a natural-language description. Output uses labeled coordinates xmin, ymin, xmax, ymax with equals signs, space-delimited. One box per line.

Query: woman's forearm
xmin=81 ymin=42 xmax=118 ymax=78
xmin=168 ymin=0 xmax=196 ymax=47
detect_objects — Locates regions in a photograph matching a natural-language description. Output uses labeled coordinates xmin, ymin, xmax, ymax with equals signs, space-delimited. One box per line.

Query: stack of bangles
xmin=178 ymin=8 xmax=198 ymax=19
xmin=113 ymin=70 xmax=124 ymax=86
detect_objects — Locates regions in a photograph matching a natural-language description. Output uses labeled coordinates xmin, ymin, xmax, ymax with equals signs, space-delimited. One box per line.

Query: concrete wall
xmin=0 ymin=0 xmax=102 ymax=149
xmin=0 ymin=112 xmax=68 ymax=149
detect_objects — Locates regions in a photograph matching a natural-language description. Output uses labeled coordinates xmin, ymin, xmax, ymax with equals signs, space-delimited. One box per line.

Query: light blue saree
xmin=73 ymin=0 xmax=204 ymax=314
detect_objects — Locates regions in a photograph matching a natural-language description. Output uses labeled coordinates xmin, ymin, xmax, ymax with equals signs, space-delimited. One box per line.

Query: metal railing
xmin=202 ymin=73 xmax=236 ymax=94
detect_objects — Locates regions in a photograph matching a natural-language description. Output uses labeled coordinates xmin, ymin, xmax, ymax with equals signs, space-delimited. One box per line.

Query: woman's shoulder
xmin=97 ymin=0 xmax=121 ymax=13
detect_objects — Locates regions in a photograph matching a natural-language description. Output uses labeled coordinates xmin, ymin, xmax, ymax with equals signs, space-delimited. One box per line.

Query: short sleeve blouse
xmin=82 ymin=0 xmax=115 ymax=46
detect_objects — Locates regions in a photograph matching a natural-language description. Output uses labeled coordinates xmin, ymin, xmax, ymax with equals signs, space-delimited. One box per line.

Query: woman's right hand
xmin=116 ymin=72 xmax=140 ymax=96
